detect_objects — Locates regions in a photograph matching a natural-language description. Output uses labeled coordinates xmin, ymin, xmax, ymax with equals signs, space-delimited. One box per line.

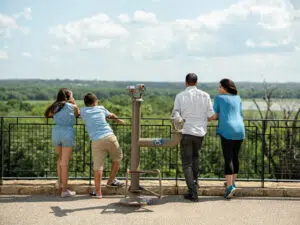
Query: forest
xmin=0 ymin=79 xmax=299 ymax=181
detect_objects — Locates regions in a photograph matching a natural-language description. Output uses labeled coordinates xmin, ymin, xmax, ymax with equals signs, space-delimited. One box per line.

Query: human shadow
xmin=149 ymin=195 xmax=225 ymax=205
xmin=0 ymin=194 xmax=95 ymax=203
xmin=147 ymin=194 xmax=300 ymax=205
xmin=50 ymin=202 xmax=153 ymax=217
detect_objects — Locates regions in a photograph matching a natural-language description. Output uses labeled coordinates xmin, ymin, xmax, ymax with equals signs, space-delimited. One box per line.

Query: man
xmin=172 ymin=73 xmax=214 ymax=202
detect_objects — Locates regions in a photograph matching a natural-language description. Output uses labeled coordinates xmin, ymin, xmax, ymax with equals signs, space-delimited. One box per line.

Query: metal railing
xmin=0 ymin=116 xmax=299 ymax=187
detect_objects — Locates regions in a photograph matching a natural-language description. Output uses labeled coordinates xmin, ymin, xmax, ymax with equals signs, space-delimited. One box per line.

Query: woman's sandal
xmin=89 ymin=191 xmax=102 ymax=199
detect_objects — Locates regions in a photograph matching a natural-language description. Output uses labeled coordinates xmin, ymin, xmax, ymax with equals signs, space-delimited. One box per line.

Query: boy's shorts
xmin=91 ymin=134 xmax=123 ymax=171
xmin=52 ymin=126 xmax=75 ymax=147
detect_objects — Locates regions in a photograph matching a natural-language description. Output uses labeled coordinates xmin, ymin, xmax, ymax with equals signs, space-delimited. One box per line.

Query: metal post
xmin=261 ymin=120 xmax=267 ymax=188
xmin=0 ymin=117 xmax=3 ymax=185
xmin=120 ymin=84 xmax=181 ymax=206
xmin=130 ymin=99 xmax=141 ymax=191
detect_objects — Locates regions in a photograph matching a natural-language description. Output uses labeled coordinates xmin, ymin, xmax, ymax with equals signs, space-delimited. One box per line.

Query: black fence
xmin=0 ymin=116 xmax=299 ymax=187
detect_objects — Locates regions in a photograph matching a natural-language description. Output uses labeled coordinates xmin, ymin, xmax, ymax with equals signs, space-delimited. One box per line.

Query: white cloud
xmin=0 ymin=50 xmax=8 ymax=59
xmin=0 ymin=14 xmax=20 ymax=36
xmin=21 ymin=52 xmax=32 ymax=58
xmin=133 ymin=11 xmax=157 ymax=24
xmin=13 ymin=7 xmax=32 ymax=20
xmin=23 ymin=8 xmax=32 ymax=20
xmin=47 ymin=0 xmax=300 ymax=66
xmin=44 ymin=56 xmax=56 ymax=63
xmin=52 ymin=45 xmax=60 ymax=50
xmin=118 ymin=14 xmax=131 ymax=23
xmin=0 ymin=8 xmax=31 ymax=37
xmin=246 ymin=36 xmax=293 ymax=48
xmin=173 ymin=0 xmax=295 ymax=32
xmin=82 ymin=39 xmax=111 ymax=49
xmin=291 ymin=0 xmax=300 ymax=10
xmin=49 ymin=13 xmax=128 ymax=49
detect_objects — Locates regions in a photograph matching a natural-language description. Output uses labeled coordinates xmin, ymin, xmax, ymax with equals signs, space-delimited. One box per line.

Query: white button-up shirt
xmin=172 ymin=86 xmax=214 ymax=137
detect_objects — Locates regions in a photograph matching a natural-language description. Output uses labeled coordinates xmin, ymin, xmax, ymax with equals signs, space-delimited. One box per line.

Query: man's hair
xmin=185 ymin=73 xmax=198 ymax=85
xmin=84 ymin=93 xmax=98 ymax=106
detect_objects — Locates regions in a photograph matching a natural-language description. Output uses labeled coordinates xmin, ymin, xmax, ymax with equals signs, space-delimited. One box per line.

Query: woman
xmin=209 ymin=79 xmax=245 ymax=199
xmin=45 ymin=88 xmax=79 ymax=197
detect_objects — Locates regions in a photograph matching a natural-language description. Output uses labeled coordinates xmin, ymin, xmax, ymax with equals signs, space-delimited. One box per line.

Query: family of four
xmin=45 ymin=73 xmax=245 ymax=201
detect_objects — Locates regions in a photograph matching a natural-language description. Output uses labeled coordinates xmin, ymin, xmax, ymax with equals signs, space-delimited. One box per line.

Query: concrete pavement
xmin=1 ymin=180 xmax=300 ymax=197
xmin=0 ymin=195 xmax=300 ymax=225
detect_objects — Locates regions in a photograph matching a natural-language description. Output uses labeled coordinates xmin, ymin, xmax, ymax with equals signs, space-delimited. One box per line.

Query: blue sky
xmin=1 ymin=0 xmax=300 ymax=82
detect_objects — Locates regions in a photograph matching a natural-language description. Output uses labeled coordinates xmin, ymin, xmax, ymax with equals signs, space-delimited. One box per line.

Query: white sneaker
xmin=61 ymin=189 xmax=76 ymax=198
xmin=55 ymin=180 xmax=61 ymax=189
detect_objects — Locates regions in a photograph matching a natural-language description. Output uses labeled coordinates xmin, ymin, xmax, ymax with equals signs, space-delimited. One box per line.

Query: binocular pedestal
xmin=119 ymin=84 xmax=181 ymax=206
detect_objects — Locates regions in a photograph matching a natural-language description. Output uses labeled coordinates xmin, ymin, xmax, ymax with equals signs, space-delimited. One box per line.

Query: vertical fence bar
xmin=175 ymin=145 xmax=179 ymax=192
xmin=89 ymin=141 xmax=92 ymax=185
xmin=261 ymin=120 xmax=267 ymax=188
xmin=0 ymin=117 xmax=4 ymax=185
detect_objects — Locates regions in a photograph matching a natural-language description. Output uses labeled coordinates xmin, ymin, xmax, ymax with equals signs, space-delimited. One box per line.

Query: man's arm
xmin=171 ymin=95 xmax=183 ymax=122
xmin=207 ymin=95 xmax=215 ymax=120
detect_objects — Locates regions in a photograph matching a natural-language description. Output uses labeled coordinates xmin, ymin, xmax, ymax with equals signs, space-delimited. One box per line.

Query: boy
xmin=80 ymin=93 xmax=124 ymax=198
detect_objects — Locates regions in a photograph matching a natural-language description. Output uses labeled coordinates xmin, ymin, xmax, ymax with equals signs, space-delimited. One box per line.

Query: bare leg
xmin=225 ymin=174 xmax=233 ymax=187
xmin=94 ymin=170 xmax=103 ymax=195
xmin=107 ymin=161 xmax=120 ymax=184
xmin=56 ymin=147 xmax=62 ymax=186
xmin=60 ymin=147 xmax=72 ymax=192
xmin=233 ymin=174 xmax=237 ymax=185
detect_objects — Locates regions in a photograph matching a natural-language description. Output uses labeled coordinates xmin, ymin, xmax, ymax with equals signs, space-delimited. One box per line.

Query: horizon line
xmin=0 ymin=78 xmax=299 ymax=84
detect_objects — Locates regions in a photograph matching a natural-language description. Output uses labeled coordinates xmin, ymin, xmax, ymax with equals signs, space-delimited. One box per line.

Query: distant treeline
xmin=0 ymin=79 xmax=299 ymax=100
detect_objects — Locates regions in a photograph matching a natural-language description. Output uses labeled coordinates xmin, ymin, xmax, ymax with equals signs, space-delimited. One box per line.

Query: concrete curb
xmin=1 ymin=184 xmax=300 ymax=197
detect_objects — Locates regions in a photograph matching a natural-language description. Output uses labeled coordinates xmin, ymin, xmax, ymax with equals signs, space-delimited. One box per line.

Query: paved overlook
xmin=1 ymin=195 xmax=300 ymax=225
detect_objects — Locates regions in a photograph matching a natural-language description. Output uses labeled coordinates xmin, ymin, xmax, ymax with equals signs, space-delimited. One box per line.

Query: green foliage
xmin=1 ymin=79 xmax=300 ymax=101
xmin=0 ymin=79 xmax=299 ymax=180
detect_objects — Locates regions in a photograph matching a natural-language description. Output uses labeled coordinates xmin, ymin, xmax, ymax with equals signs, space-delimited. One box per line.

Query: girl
xmin=45 ymin=88 xmax=79 ymax=197
xmin=209 ymin=79 xmax=245 ymax=199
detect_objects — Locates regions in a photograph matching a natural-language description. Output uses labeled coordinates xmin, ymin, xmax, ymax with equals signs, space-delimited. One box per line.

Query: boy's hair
xmin=84 ymin=93 xmax=98 ymax=106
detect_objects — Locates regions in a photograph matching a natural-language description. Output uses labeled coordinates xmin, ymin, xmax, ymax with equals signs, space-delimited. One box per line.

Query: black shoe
xmin=183 ymin=193 xmax=198 ymax=202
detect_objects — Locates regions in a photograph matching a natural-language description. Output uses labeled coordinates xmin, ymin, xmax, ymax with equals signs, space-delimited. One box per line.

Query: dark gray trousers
xmin=180 ymin=134 xmax=204 ymax=196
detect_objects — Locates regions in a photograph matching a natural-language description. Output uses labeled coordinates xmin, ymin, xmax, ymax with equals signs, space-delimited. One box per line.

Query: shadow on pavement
xmin=149 ymin=195 xmax=224 ymax=205
xmin=50 ymin=203 xmax=153 ymax=217
xmin=0 ymin=195 xmax=97 ymax=203
xmin=147 ymin=195 xmax=300 ymax=205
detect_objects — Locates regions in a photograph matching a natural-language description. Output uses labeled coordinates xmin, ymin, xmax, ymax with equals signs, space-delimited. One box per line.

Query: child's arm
xmin=107 ymin=113 xmax=125 ymax=124
xmin=73 ymin=105 xmax=80 ymax=118
xmin=68 ymin=97 xmax=80 ymax=117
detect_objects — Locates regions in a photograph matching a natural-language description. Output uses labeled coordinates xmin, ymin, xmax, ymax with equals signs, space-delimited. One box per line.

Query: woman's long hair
xmin=220 ymin=78 xmax=238 ymax=95
xmin=45 ymin=88 xmax=72 ymax=117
